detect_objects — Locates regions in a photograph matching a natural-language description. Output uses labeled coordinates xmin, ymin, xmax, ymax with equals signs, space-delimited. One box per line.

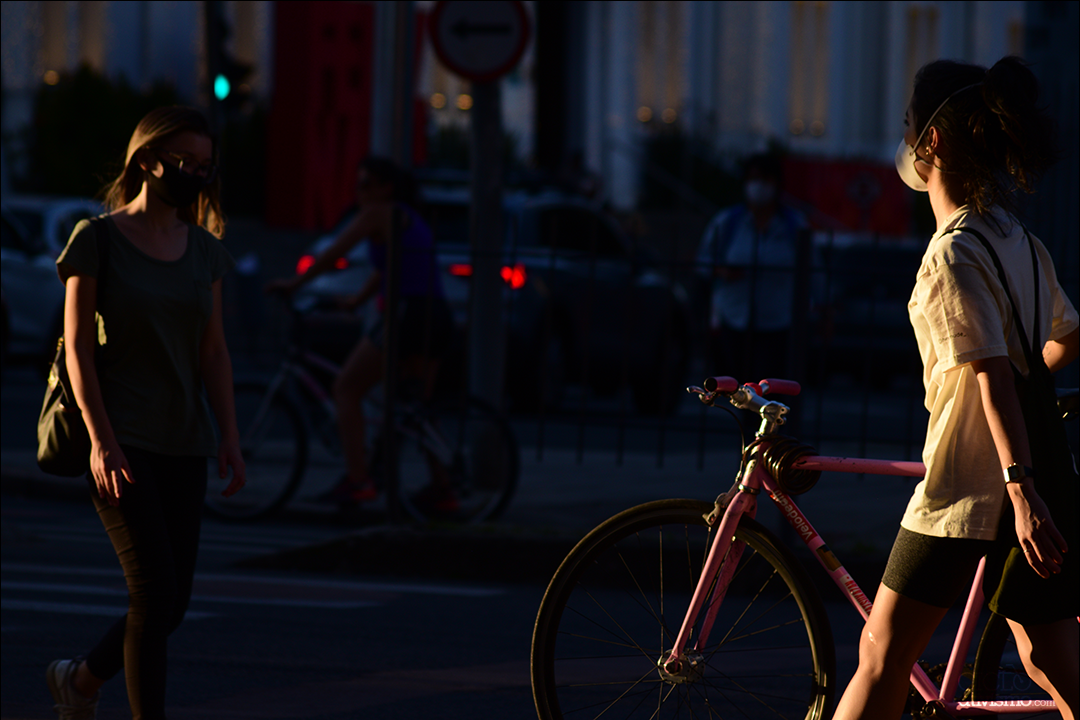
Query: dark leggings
xmin=84 ymin=446 xmax=207 ymax=720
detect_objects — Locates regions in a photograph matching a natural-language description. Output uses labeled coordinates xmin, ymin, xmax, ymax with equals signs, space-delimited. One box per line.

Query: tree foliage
xmin=20 ymin=64 xmax=179 ymax=198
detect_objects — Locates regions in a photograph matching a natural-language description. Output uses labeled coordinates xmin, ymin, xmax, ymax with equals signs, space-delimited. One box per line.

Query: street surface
xmin=4 ymin=353 xmax=1057 ymax=718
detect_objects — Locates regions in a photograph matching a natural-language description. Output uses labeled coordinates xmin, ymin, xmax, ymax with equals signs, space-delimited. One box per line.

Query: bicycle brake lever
xmin=686 ymin=386 xmax=718 ymax=406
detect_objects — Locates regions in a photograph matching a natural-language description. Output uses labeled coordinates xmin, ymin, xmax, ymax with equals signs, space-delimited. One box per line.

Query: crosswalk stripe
xmin=1 ymin=563 xmax=503 ymax=597
xmin=1 ymin=599 xmax=216 ymax=619
xmin=2 ymin=582 xmax=379 ymax=610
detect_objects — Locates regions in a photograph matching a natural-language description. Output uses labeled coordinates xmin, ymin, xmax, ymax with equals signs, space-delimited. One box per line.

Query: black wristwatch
xmin=1003 ymin=463 xmax=1036 ymax=484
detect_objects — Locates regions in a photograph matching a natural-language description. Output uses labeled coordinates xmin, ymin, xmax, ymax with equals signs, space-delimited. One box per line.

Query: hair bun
xmin=983 ymin=56 xmax=1039 ymax=116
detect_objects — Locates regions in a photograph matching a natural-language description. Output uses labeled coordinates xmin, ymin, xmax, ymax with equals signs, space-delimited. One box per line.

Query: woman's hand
xmin=217 ymin=438 xmax=247 ymax=497
xmin=1008 ymin=481 xmax=1067 ymax=579
xmin=90 ymin=440 xmax=134 ymax=507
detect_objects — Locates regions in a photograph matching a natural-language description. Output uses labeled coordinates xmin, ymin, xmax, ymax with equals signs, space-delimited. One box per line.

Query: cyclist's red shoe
xmin=318 ymin=476 xmax=378 ymax=505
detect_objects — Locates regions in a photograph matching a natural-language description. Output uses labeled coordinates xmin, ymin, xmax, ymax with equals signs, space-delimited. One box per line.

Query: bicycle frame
xmin=261 ymin=347 xmax=457 ymax=468
xmin=663 ymin=440 xmax=1057 ymax=715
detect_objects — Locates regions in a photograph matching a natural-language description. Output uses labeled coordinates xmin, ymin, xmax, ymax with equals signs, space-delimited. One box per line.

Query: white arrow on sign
xmin=431 ymin=1 xmax=531 ymax=83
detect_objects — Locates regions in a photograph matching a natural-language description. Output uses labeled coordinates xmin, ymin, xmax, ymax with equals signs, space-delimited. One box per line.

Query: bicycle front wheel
xmin=204 ymin=381 xmax=308 ymax=521
xmin=531 ymin=499 xmax=835 ymax=720
xmin=393 ymin=396 xmax=519 ymax=524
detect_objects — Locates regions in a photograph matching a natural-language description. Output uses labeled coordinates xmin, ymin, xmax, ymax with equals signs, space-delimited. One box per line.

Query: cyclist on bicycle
xmin=267 ymin=156 xmax=455 ymax=508
xmin=835 ymin=57 xmax=1079 ymax=720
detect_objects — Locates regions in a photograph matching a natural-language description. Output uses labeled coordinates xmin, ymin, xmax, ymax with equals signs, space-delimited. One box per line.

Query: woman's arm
xmin=267 ymin=205 xmax=391 ymax=294
xmin=200 ymin=279 xmax=245 ymax=496
xmin=342 ymin=269 xmax=382 ymax=310
xmin=1043 ymin=326 xmax=1079 ymax=373
xmin=970 ymin=355 xmax=1067 ymax=579
xmin=64 ymin=274 xmax=133 ymax=505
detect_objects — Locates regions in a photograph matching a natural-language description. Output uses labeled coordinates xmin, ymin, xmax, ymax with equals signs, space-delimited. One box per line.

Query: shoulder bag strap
xmin=89 ymin=216 xmax=110 ymax=302
xmin=88 ymin=217 xmax=110 ymax=351
xmin=946 ymin=226 xmax=1039 ymax=369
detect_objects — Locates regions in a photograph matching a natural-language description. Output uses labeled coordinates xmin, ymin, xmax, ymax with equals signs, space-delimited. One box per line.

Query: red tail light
xmin=449 ymin=263 xmax=473 ymax=277
xmin=501 ymin=263 xmax=527 ymax=289
xmin=296 ymin=255 xmax=349 ymax=275
xmin=447 ymin=263 xmax=527 ymax=289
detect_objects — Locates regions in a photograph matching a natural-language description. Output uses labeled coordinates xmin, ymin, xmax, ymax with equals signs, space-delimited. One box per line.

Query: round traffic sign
xmin=430 ymin=1 xmax=531 ymax=83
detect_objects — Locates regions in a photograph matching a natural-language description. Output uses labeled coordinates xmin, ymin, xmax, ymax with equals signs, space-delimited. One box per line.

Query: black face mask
xmin=147 ymin=159 xmax=207 ymax=208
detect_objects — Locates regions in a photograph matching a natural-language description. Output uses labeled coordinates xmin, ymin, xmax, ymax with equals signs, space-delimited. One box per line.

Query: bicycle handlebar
xmin=701 ymin=376 xmax=801 ymax=397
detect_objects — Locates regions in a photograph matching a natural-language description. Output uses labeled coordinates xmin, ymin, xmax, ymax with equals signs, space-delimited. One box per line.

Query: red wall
xmin=265 ymin=3 xmax=429 ymax=230
xmin=266 ymin=1 xmax=375 ymax=230
xmin=783 ymin=157 xmax=913 ymax=236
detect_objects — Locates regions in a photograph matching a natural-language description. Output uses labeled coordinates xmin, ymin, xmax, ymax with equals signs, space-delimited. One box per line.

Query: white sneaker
xmin=46 ymin=658 xmax=99 ymax=720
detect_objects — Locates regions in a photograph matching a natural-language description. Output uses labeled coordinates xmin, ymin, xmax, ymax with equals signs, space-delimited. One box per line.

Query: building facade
xmin=0 ymin=1 xmax=1061 ymax=218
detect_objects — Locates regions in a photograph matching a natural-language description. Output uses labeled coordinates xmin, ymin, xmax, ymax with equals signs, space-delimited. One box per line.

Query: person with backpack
xmin=834 ymin=56 xmax=1078 ymax=720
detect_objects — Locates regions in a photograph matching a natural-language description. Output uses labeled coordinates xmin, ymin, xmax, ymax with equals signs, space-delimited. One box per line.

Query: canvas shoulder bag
xmin=36 ymin=217 xmax=110 ymax=477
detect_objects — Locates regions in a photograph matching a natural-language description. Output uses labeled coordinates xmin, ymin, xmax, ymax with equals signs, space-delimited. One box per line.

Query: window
xmin=789 ymin=1 xmax=830 ymax=137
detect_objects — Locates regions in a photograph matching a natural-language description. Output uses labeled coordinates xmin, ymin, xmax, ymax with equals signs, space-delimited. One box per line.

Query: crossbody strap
xmin=89 ymin=216 xmax=111 ymax=303
xmin=945 ymin=225 xmax=1039 ymax=369
xmin=88 ymin=216 xmax=111 ymax=352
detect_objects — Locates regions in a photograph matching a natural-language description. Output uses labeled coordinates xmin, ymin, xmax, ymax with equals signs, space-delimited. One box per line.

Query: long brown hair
xmin=101 ymin=106 xmax=226 ymax=238
xmin=911 ymin=57 xmax=1057 ymax=218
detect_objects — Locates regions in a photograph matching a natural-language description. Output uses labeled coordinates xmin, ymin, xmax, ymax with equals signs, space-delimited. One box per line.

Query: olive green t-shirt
xmin=57 ymin=215 xmax=235 ymax=457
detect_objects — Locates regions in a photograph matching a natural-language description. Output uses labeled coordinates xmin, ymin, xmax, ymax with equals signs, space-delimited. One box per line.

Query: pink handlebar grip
xmin=703 ymin=376 xmax=740 ymax=393
xmin=759 ymin=378 xmax=801 ymax=396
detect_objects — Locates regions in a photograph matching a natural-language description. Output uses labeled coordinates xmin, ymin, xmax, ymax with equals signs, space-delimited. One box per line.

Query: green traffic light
xmin=214 ymin=74 xmax=231 ymax=101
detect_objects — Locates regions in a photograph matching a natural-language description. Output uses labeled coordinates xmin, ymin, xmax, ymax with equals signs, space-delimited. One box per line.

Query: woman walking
xmin=834 ymin=57 xmax=1079 ymax=719
xmin=46 ymin=106 xmax=245 ymax=719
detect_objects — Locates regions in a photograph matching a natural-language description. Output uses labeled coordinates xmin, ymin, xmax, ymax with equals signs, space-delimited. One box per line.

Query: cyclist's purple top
xmin=367 ymin=203 xmax=444 ymax=303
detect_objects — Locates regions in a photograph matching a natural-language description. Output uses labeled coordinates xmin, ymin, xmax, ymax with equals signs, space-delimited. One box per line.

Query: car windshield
xmin=532 ymin=206 xmax=625 ymax=258
xmin=424 ymin=202 xmax=470 ymax=247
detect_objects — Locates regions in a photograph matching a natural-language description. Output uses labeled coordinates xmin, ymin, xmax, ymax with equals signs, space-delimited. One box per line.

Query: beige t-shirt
xmin=901 ymin=206 xmax=1078 ymax=540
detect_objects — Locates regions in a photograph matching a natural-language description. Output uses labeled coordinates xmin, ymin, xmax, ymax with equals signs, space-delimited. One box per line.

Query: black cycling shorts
xmin=881 ymin=527 xmax=993 ymax=608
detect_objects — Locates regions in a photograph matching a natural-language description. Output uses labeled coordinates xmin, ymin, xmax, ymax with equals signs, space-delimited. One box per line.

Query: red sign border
xmin=430 ymin=0 xmax=531 ymax=83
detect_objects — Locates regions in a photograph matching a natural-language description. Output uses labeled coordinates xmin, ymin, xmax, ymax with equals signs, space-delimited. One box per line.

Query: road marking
xmin=1 ymin=563 xmax=504 ymax=597
xmin=11 ymin=522 xmax=335 ymax=555
xmin=2 ymin=581 xmax=379 ymax=610
xmin=1 ymin=599 xmax=215 ymax=619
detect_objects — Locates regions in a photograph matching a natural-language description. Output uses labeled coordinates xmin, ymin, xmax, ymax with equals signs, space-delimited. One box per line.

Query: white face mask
xmin=745 ymin=180 xmax=776 ymax=207
xmin=894 ymin=82 xmax=982 ymax=193
xmin=894 ymin=139 xmax=930 ymax=192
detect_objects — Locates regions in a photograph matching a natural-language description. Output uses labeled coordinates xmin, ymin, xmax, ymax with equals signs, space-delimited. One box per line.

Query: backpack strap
xmin=945 ymin=225 xmax=1039 ymax=368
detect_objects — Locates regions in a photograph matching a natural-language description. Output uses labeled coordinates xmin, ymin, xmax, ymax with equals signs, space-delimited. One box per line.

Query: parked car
xmin=3 ymin=195 xmax=105 ymax=256
xmin=809 ymin=238 xmax=924 ymax=387
xmin=0 ymin=196 xmax=104 ymax=371
xmin=294 ymin=186 xmax=694 ymax=415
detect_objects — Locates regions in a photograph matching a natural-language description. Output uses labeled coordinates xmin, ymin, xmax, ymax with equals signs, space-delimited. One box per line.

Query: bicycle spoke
xmin=534 ymin=502 xmax=833 ymax=720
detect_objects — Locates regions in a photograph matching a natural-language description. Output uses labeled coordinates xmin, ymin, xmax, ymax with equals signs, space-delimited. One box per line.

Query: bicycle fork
xmin=660 ymin=455 xmax=764 ymax=676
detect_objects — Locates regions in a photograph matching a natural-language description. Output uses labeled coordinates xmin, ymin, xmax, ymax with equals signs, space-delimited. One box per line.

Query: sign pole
xmin=467 ymin=80 xmax=507 ymax=410
xmin=430 ymin=0 xmax=530 ymax=411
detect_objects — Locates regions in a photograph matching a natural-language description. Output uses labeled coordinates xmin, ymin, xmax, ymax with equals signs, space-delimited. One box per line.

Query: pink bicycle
xmin=531 ymin=376 xmax=1077 ymax=719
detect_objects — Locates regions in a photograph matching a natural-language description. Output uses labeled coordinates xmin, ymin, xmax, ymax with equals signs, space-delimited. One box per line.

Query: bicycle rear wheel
xmin=204 ymin=381 xmax=308 ymax=521
xmin=971 ymin=611 xmax=1057 ymax=716
xmin=531 ymin=499 xmax=834 ymax=720
xmin=392 ymin=396 xmax=519 ymax=524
